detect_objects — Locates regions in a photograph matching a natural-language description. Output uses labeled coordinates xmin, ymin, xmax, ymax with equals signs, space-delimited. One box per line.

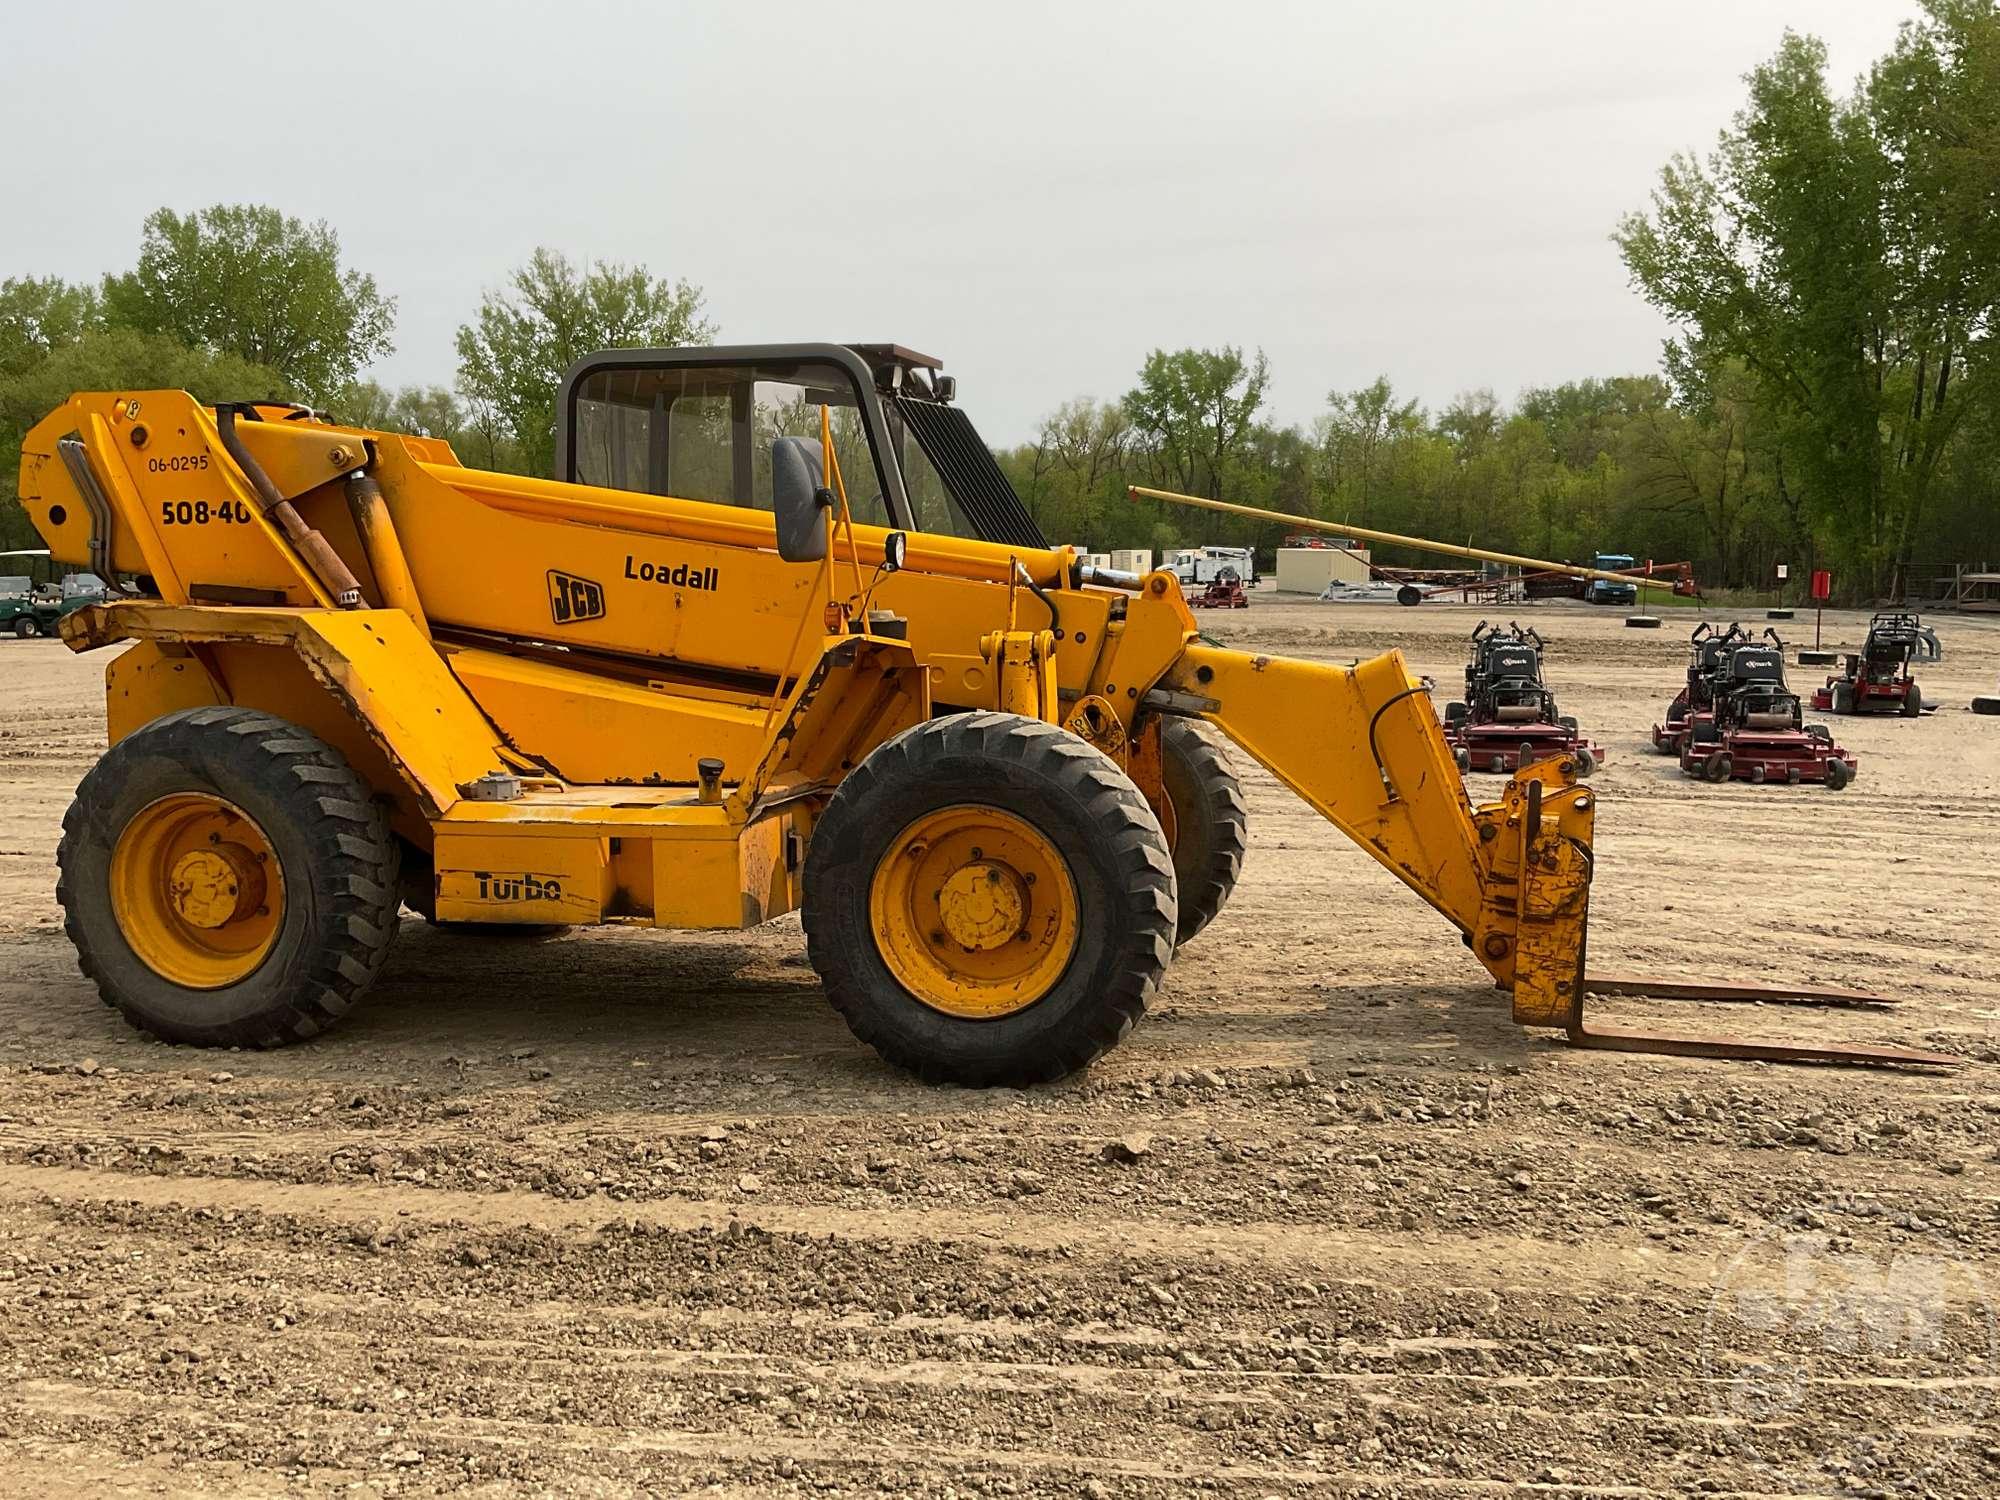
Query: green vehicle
xmin=0 ymin=551 xmax=108 ymax=638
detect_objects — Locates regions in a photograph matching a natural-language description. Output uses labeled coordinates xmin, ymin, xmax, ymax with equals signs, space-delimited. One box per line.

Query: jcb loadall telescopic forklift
xmin=15 ymin=343 xmax=1949 ymax=1077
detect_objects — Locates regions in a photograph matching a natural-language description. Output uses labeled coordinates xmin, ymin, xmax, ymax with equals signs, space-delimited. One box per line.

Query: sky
xmin=2 ymin=0 xmax=1925 ymax=444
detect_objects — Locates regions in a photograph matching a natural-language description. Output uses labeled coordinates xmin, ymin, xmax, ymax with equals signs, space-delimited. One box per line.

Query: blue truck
xmin=1585 ymin=553 xmax=1638 ymax=606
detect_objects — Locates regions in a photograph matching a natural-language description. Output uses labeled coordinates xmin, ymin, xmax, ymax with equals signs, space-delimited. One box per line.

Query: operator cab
xmin=554 ymin=342 xmax=1046 ymax=550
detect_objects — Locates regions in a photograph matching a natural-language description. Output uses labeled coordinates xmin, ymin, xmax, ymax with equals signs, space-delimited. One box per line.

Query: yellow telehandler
xmin=13 ymin=343 xmax=1947 ymax=1080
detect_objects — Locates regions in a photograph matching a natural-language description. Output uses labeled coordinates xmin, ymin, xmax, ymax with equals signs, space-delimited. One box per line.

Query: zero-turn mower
xmin=1810 ymin=611 xmax=1940 ymax=718
xmin=1674 ymin=632 xmax=1856 ymax=788
xmin=13 ymin=343 xmax=1946 ymax=1077
xmin=1441 ymin=621 xmax=1601 ymax=776
xmin=1651 ymin=621 xmax=1744 ymax=753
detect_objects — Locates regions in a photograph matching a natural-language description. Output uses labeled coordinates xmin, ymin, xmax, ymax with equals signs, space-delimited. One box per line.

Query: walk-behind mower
xmin=1442 ymin=621 xmax=1601 ymax=775
xmin=1810 ymin=611 xmax=1940 ymax=718
xmin=1651 ymin=621 xmax=1746 ymax=752
xmin=1677 ymin=633 xmax=1855 ymax=788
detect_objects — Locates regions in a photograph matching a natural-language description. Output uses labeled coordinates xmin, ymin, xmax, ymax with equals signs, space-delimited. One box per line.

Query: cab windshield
xmin=569 ymin=358 xmax=894 ymax=528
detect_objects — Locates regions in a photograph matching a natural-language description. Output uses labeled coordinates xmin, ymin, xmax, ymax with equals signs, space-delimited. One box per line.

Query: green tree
xmin=1 ymin=277 xmax=104 ymax=381
xmin=1122 ymin=346 xmax=1270 ymax=500
xmin=454 ymin=248 xmax=714 ymax=477
xmin=1320 ymin=377 xmax=1424 ymax=527
xmin=102 ymin=206 xmax=395 ymax=401
xmin=1616 ymin=3 xmax=1999 ymax=590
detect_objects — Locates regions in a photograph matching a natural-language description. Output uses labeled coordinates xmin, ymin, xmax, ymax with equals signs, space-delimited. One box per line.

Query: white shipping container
xmin=1109 ymin=549 xmax=1153 ymax=574
xmin=1276 ymin=546 xmax=1373 ymax=593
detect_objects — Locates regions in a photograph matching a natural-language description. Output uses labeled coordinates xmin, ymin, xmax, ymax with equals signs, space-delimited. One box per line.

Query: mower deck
xmin=1449 ymin=721 xmax=1602 ymax=775
xmin=1676 ymin=714 xmax=1855 ymax=787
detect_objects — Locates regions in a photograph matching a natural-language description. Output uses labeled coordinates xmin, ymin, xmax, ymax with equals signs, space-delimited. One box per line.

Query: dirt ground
xmin=2 ymin=598 xmax=1997 ymax=1498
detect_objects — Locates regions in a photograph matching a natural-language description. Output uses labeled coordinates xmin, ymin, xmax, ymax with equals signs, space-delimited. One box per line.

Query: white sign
xmin=1776 ymin=564 xmax=1790 ymax=580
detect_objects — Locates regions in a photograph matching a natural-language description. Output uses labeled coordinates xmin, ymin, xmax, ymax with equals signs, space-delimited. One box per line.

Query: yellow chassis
xmin=29 ymin=390 xmax=1595 ymax=1036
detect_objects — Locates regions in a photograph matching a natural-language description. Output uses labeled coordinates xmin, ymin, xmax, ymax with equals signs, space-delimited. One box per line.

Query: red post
xmin=1811 ymin=570 xmax=1832 ymax=649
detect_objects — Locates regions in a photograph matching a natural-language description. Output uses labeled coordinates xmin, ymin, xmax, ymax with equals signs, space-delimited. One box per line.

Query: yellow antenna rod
xmin=820 ymin=407 xmax=869 ymax=624
xmin=1127 ymin=484 xmax=1685 ymax=595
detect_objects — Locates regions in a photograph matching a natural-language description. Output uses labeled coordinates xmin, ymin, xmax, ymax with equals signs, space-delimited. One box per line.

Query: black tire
xmin=1571 ymin=747 xmax=1597 ymax=777
xmin=802 ymin=712 xmax=1176 ymax=1086
xmin=1824 ymin=758 xmax=1853 ymax=791
xmin=13 ymin=616 xmax=39 ymax=639
xmin=1396 ymin=585 xmax=1423 ymax=607
xmin=57 ymin=707 xmax=400 ymax=1047
xmin=1705 ymin=751 xmax=1733 ymax=783
xmin=1444 ymin=702 xmax=1468 ymax=727
xmin=1901 ymin=683 xmax=1922 ymax=718
xmin=1558 ymin=715 xmax=1578 ymax=733
xmin=1973 ymin=696 xmax=2000 ymax=716
xmin=1831 ymin=683 xmax=1854 ymax=715
xmin=1159 ymin=718 xmax=1247 ymax=946
xmin=1626 ymin=616 xmax=1662 ymax=629
xmin=1454 ymin=746 xmax=1472 ymax=773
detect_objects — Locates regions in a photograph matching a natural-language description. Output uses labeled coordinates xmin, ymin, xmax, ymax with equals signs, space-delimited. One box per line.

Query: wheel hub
xmin=168 ymin=844 xmax=266 ymax=929
xmin=869 ymin=805 xmax=1079 ymax=1019
xmin=937 ymin=862 xmax=1026 ymax=951
xmin=109 ymin=793 xmax=284 ymax=989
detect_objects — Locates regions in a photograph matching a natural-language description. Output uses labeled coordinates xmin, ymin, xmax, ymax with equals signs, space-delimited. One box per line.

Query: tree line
xmin=4 ymin=1 xmax=1994 ymax=598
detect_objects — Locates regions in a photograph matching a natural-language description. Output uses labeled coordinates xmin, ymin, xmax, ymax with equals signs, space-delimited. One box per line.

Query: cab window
xmin=570 ymin=359 xmax=892 ymax=527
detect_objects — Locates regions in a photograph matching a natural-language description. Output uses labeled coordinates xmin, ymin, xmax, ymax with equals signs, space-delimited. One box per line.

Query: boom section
xmin=1155 ymin=640 xmax=1596 ymax=1027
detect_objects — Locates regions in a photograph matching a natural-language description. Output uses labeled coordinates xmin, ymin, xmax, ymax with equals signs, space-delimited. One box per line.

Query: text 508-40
xmin=159 ymin=499 xmax=253 ymax=526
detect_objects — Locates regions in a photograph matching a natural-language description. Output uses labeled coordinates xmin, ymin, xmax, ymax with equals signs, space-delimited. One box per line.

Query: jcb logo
xmin=548 ymin=570 xmax=605 ymax=625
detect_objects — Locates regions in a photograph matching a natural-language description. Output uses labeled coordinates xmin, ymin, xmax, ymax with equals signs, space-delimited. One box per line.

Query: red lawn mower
xmin=1441 ymin=621 xmax=1602 ymax=775
xmin=1651 ymin=621 xmax=1746 ymax=752
xmin=1810 ymin=611 xmax=1939 ymax=718
xmin=1188 ymin=576 xmax=1249 ymax=608
xmin=1673 ymin=631 xmax=1856 ymax=788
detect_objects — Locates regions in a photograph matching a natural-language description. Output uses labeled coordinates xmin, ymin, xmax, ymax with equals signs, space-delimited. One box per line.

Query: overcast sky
xmin=4 ymin=0 xmax=1922 ymax=443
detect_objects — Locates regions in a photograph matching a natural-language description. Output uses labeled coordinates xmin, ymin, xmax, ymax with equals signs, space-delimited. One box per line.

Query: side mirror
xmin=770 ymin=437 xmax=830 ymax=563
xmin=882 ymin=531 xmax=907 ymax=573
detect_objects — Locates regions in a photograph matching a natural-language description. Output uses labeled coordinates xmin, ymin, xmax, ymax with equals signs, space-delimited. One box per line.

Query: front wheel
xmin=57 ymin=707 xmax=401 ymax=1047
xmin=12 ymin=616 xmax=39 ymax=639
xmin=1159 ymin=718 xmax=1247 ymax=946
xmin=802 ymin=712 xmax=1177 ymax=1086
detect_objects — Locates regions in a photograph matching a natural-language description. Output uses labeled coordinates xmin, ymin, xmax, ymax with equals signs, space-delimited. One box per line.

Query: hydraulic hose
xmin=215 ymin=406 xmax=363 ymax=608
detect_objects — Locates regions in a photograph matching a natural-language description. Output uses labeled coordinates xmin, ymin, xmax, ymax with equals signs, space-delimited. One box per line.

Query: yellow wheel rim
xmin=108 ymin=793 xmax=285 ymax=989
xmin=869 ymin=805 xmax=1079 ymax=1020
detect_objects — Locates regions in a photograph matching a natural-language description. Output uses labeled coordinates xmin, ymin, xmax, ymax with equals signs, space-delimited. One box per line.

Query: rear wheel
xmin=1901 ymin=683 xmax=1922 ymax=718
xmin=802 ymin=712 xmax=1176 ymax=1086
xmin=57 ymin=708 xmax=400 ymax=1047
xmin=13 ymin=616 xmax=39 ymax=639
xmin=1159 ymin=718 xmax=1247 ymax=946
